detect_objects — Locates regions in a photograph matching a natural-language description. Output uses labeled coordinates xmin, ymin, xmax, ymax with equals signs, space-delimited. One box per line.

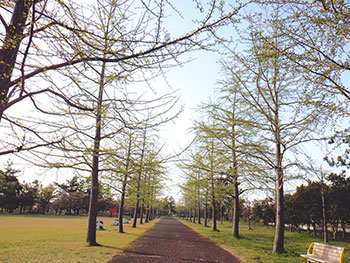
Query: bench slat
xmin=301 ymin=254 xmax=334 ymax=263
xmin=314 ymin=251 xmax=343 ymax=257
xmin=314 ymin=244 xmax=343 ymax=251
xmin=313 ymin=243 xmax=343 ymax=262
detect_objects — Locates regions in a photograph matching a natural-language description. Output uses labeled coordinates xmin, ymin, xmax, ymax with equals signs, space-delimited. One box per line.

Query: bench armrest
xmin=307 ymin=242 xmax=314 ymax=256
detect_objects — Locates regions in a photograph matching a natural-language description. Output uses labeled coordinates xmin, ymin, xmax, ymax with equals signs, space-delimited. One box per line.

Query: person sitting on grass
xmin=110 ymin=218 xmax=118 ymax=226
xmin=96 ymin=220 xmax=104 ymax=230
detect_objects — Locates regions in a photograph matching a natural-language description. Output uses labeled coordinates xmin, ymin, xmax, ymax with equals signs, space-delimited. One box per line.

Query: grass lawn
xmin=0 ymin=214 xmax=158 ymax=263
xmin=181 ymin=218 xmax=350 ymax=263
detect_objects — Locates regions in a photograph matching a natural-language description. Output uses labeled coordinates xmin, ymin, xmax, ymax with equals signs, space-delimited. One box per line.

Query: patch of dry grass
xmin=0 ymin=215 xmax=158 ymax=263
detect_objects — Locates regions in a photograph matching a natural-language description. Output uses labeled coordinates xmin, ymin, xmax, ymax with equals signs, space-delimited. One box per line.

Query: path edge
xmin=176 ymin=217 xmax=243 ymax=263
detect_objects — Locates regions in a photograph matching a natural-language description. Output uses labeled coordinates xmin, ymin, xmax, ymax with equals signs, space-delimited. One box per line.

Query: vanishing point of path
xmin=109 ymin=216 xmax=241 ymax=263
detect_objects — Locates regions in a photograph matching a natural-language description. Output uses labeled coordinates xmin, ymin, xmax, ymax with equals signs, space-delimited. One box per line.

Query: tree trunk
xmin=140 ymin=201 xmax=144 ymax=224
xmin=0 ymin=0 xmax=33 ymax=120
xmin=248 ymin=212 xmax=252 ymax=230
xmin=232 ymin=175 xmax=240 ymax=238
xmin=204 ymin=199 xmax=208 ymax=227
xmin=220 ymin=204 xmax=224 ymax=224
xmin=86 ymin=61 xmax=106 ymax=245
xmin=118 ymin=134 xmax=133 ymax=233
xmin=312 ymin=222 xmax=317 ymax=236
xmin=149 ymin=206 xmax=153 ymax=221
xmin=197 ymin=195 xmax=201 ymax=224
xmin=132 ymin=128 xmax=147 ymax=228
xmin=332 ymin=226 xmax=337 ymax=240
xmin=132 ymin=199 xmax=140 ymax=228
xmin=270 ymin=104 xmax=285 ymax=253
xmin=272 ymin=88 xmax=285 ymax=253
xmin=212 ymin=199 xmax=217 ymax=231
xmin=231 ymin=101 xmax=240 ymax=237
xmin=273 ymin=166 xmax=285 ymax=253
xmin=118 ymin=183 xmax=126 ymax=233
xmin=321 ymin=184 xmax=328 ymax=243
xmin=145 ymin=206 xmax=149 ymax=223
xmin=86 ymin=157 xmax=100 ymax=246
xmin=211 ymin=173 xmax=218 ymax=231
xmin=341 ymin=221 xmax=346 ymax=239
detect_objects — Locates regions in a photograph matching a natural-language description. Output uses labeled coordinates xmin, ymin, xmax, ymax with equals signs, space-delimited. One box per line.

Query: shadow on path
xmin=109 ymin=216 xmax=241 ymax=263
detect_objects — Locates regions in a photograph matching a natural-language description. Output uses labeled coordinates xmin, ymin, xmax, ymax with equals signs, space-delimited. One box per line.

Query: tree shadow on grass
xmin=99 ymin=244 xmax=123 ymax=250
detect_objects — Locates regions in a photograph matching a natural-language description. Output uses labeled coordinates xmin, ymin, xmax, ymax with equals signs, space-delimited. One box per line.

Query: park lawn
xmin=0 ymin=214 xmax=158 ymax=263
xmin=181 ymin=218 xmax=350 ymax=263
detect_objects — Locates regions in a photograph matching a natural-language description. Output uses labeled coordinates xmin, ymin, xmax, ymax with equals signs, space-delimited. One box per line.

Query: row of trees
xmin=285 ymin=173 xmax=350 ymax=241
xmin=221 ymin=171 xmax=350 ymax=242
xmin=0 ymin=165 xmax=112 ymax=214
xmin=0 ymin=0 xmax=242 ymax=247
xmin=179 ymin=171 xmax=350 ymax=244
xmin=179 ymin=0 xmax=350 ymax=254
xmin=0 ymin=162 xmax=175 ymax=224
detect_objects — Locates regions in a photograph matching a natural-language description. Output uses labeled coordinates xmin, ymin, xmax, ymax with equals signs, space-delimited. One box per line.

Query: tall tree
xmin=18 ymin=0 xmax=185 ymax=245
xmin=131 ymin=127 xmax=147 ymax=228
xmin=222 ymin=9 xmax=326 ymax=252
xmin=327 ymin=172 xmax=350 ymax=239
xmin=180 ymin=160 xmax=205 ymax=225
xmin=116 ymin=130 xmax=134 ymax=233
xmin=202 ymin=78 xmax=260 ymax=238
xmin=189 ymin=116 xmax=227 ymax=231
xmin=0 ymin=161 xmax=22 ymax=213
xmin=36 ymin=184 xmax=55 ymax=213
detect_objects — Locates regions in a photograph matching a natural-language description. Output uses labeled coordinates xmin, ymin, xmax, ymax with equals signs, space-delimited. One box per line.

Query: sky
xmin=157 ymin=50 xmax=221 ymax=199
xmin=144 ymin=3 xmax=232 ymax=199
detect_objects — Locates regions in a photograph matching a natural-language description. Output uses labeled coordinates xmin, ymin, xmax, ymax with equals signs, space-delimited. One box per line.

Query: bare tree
xmin=223 ymin=10 xmax=327 ymax=252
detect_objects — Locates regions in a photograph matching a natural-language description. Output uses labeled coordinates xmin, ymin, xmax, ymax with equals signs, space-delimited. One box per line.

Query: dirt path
xmin=109 ymin=216 xmax=241 ymax=263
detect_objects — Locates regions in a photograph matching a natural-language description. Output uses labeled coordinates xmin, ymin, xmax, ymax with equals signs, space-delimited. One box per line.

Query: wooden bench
xmin=300 ymin=242 xmax=345 ymax=263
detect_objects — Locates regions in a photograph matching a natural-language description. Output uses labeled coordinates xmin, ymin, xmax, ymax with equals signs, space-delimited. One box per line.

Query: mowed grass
xmin=181 ymin=219 xmax=350 ymax=263
xmin=0 ymin=214 xmax=158 ymax=263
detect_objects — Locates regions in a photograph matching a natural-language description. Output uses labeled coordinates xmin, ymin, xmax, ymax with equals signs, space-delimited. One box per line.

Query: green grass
xmin=0 ymin=214 xmax=159 ymax=263
xmin=181 ymin=218 xmax=350 ymax=263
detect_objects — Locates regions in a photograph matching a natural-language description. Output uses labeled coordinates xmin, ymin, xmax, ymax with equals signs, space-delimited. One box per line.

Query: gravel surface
xmin=109 ymin=216 xmax=241 ymax=263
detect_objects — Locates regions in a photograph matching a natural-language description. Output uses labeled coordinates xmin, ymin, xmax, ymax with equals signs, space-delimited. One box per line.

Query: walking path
xmin=109 ymin=216 xmax=241 ymax=263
